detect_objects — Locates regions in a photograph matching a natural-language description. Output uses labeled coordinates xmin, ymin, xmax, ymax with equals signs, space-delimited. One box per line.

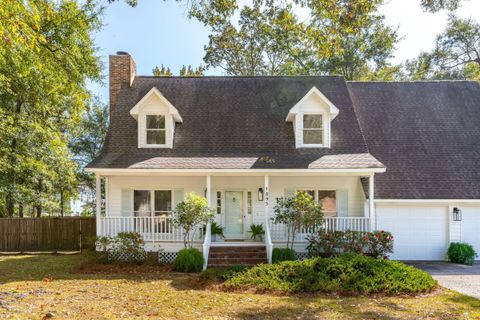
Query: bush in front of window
xmin=272 ymin=248 xmax=297 ymax=263
xmin=273 ymin=191 xmax=323 ymax=250
xmin=173 ymin=248 xmax=204 ymax=273
xmin=306 ymin=230 xmax=394 ymax=259
xmin=174 ymin=192 xmax=214 ymax=248
xmin=447 ymin=242 xmax=477 ymax=265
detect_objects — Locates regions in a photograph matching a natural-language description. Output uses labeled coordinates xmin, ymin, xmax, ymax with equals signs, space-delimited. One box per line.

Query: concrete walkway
xmin=409 ymin=262 xmax=480 ymax=299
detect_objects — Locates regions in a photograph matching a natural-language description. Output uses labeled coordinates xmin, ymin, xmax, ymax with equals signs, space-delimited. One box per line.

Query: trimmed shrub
xmin=272 ymin=248 xmax=297 ymax=263
xmin=199 ymin=264 xmax=248 ymax=281
xmin=224 ymin=253 xmax=437 ymax=295
xmin=306 ymin=230 xmax=393 ymax=259
xmin=173 ymin=248 xmax=204 ymax=273
xmin=448 ymin=242 xmax=477 ymax=265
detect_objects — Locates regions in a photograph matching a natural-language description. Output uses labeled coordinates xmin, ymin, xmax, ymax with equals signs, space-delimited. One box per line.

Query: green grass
xmin=0 ymin=254 xmax=479 ymax=319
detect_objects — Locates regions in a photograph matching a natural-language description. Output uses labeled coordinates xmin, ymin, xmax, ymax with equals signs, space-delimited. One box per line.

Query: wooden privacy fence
xmin=0 ymin=217 xmax=96 ymax=252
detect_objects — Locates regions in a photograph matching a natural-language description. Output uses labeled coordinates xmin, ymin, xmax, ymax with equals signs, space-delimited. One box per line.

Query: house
xmin=86 ymin=52 xmax=480 ymax=265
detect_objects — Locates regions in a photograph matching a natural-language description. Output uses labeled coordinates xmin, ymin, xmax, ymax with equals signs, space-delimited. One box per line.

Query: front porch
xmin=94 ymin=171 xmax=378 ymax=265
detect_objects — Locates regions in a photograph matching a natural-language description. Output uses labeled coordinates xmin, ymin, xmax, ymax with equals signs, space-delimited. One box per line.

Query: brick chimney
xmin=109 ymin=51 xmax=136 ymax=115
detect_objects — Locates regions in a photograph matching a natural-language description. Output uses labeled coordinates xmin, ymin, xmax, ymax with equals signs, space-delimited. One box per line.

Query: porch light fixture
xmin=453 ymin=207 xmax=462 ymax=221
xmin=258 ymin=188 xmax=264 ymax=201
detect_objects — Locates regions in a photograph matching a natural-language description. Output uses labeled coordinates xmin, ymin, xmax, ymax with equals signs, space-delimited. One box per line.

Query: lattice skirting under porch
xmin=158 ymin=252 xmax=178 ymax=264
xmin=295 ymin=252 xmax=311 ymax=261
xmin=108 ymin=251 xmax=148 ymax=262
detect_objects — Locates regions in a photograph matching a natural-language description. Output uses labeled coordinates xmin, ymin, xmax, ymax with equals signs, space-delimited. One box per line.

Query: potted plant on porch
xmin=203 ymin=221 xmax=225 ymax=242
xmin=249 ymin=224 xmax=265 ymax=241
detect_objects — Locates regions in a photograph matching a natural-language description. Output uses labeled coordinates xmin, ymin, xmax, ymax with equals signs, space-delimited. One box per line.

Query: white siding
xmin=107 ymin=175 xmax=367 ymax=219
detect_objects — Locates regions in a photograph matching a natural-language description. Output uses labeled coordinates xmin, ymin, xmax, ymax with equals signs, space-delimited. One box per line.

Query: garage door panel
xmin=377 ymin=206 xmax=448 ymax=260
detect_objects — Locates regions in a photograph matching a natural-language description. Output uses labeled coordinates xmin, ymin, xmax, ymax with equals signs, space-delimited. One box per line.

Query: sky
xmin=89 ymin=0 xmax=480 ymax=103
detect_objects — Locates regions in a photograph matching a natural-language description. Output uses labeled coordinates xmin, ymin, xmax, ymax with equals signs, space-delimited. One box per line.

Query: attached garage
xmin=460 ymin=206 xmax=480 ymax=257
xmin=376 ymin=205 xmax=449 ymax=260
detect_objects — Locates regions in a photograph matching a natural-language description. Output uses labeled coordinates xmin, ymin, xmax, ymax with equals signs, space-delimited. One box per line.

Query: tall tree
xmin=0 ymin=0 xmax=102 ymax=217
xmin=420 ymin=0 xmax=462 ymax=12
xmin=404 ymin=15 xmax=480 ymax=80
xmin=152 ymin=65 xmax=204 ymax=76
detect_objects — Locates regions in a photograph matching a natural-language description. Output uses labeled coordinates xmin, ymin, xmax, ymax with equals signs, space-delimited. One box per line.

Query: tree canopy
xmin=0 ymin=0 xmax=102 ymax=217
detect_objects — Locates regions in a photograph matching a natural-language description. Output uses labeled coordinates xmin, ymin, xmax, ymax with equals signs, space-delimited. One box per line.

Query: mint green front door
xmin=224 ymin=191 xmax=244 ymax=239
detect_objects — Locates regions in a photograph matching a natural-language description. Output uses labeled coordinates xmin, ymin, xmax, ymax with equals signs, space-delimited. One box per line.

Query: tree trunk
xmin=60 ymin=190 xmax=64 ymax=217
xmin=36 ymin=205 xmax=42 ymax=218
xmin=18 ymin=204 xmax=24 ymax=218
xmin=6 ymin=195 xmax=14 ymax=217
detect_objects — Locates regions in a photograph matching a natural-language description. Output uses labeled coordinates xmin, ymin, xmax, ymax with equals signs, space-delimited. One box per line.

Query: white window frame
xmin=132 ymin=189 xmax=174 ymax=217
xmin=295 ymin=188 xmax=338 ymax=217
xmin=144 ymin=114 xmax=167 ymax=147
xmin=301 ymin=113 xmax=325 ymax=148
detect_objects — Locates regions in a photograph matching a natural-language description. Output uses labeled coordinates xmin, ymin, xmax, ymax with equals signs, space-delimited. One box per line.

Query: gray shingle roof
xmin=88 ymin=76 xmax=380 ymax=170
xmin=348 ymin=81 xmax=480 ymax=199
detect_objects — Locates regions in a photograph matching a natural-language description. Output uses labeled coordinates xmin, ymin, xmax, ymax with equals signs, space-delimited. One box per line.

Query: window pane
xmin=146 ymin=115 xmax=165 ymax=129
xmin=303 ymin=115 xmax=322 ymax=129
xmin=134 ymin=190 xmax=150 ymax=216
xmin=319 ymin=190 xmax=336 ymax=217
xmin=146 ymin=130 xmax=166 ymax=144
xmin=154 ymin=190 xmax=172 ymax=213
xmin=303 ymin=130 xmax=323 ymax=144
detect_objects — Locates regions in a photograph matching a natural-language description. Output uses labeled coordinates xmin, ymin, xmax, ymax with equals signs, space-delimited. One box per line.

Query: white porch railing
xmin=270 ymin=217 xmax=370 ymax=242
xmin=99 ymin=215 xmax=203 ymax=242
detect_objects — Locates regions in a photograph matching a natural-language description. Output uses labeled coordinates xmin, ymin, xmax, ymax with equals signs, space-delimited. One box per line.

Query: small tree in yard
xmin=273 ymin=191 xmax=323 ymax=250
xmin=174 ymin=193 xmax=213 ymax=248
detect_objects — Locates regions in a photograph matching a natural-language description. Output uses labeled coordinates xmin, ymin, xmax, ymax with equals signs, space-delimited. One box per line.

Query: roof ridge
xmin=347 ymin=80 xmax=479 ymax=83
xmin=135 ymin=75 xmax=345 ymax=79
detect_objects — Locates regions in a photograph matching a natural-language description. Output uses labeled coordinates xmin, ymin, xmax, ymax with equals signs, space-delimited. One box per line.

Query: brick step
xmin=209 ymin=252 xmax=266 ymax=259
xmin=209 ymin=246 xmax=266 ymax=253
xmin=208 ymin=258 xmax=267 ymax=267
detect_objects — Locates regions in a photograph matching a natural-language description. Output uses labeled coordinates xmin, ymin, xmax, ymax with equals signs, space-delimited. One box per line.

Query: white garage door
xmin=460 ymin=207 xmax=480 ymax=256
xmin=376 ymin=205 xmax=448 ymax=260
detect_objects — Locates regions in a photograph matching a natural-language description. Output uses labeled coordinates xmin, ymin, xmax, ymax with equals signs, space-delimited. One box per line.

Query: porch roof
xmin=86 ymin=153 xmax=384 ymax=170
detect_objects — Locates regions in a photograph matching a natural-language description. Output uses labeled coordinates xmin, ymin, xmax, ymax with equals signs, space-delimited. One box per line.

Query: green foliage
xmin=199 ymin=264 xmax=248 ymax=281
xmin=272 ymin=248 xmax=297 ymax=264
xmin=249 ymin=224 xmax=265 ymax=241
xmin=0 ymin=0 xmax=102 ymax=217
xmin=152 ymin=65 xmax=204 ymax=76
xmin=420 ymin=0 xmax=462 ymax=12
xmin=225 ymin=254 xmax=437 ymax=295
xmin=448 ymin=242 xmax=478 ymax=265
xmin=95 ymin=232 xmax=148 ymax=264
xmin=174 ymin=193 xmax=214 ymax=248
xmin=203 ymin=221 xmax=225 ymax=238
xmin=403 ymin=15 xmax=480 ymax=80
xmin=173 ymin=248 xmax=204 ymax=273
xmin=273 ymin=191 xmax=323 ymax=250
xmin=306 ymin=230 xmax=394 ymax=259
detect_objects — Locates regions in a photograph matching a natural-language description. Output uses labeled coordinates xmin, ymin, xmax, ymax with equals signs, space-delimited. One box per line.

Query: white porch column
xmin=369 ymin=174 xmax=376 ymax=231
xmin=95 ymin=174 xmax=101 ymax=236
xmin=264 ymin=175 xmax=270 ymax=223
xmin=206 ymin=175 xmax=212 ymax=206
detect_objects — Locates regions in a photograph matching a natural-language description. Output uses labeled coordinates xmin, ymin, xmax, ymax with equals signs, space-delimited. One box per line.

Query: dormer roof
xmin=285 ymin=86 xmax=340 ymax=122
xmin=129 ymin=87 xmax=183 ymax=122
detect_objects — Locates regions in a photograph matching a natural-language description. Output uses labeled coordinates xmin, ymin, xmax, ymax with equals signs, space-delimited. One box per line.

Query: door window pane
xmin=318 ymin=190 xmax=336 ymax=217
xmin=154 ymin=190 xmax=172 ymax=215
xmin=134 ymin=190 xmax=151 ymax=217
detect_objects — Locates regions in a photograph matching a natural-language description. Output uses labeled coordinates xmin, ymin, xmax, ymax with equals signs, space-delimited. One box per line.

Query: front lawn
xmin=0 ymin=254 xmax=479 ymax=319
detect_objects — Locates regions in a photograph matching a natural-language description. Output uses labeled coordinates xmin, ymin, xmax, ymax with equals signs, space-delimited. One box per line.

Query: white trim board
xmin=85 ymin=168 xmax=385 ymax=176
xmin=375 ymin=199 xmax=480 ymax=204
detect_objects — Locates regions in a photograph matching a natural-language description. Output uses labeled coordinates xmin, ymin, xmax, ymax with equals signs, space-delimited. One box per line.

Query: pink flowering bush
xmin=306 ymin=230 xmax=394 ymax=259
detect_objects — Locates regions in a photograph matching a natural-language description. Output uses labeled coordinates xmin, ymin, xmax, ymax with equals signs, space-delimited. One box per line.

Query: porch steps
xmin=207 ymin=245 xmax=267 ymax=267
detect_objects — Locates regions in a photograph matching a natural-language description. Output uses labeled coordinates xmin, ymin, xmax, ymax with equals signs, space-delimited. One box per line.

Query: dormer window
xmin=303 ymin=114 xmax=323 ymax=145
xmin=146 ymin=115 xmax=166 ymax=145
xmin=129 ymin=87 xmax=183 ymax=149
xmin=285 ymin=86 xmax=339 ymax=149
